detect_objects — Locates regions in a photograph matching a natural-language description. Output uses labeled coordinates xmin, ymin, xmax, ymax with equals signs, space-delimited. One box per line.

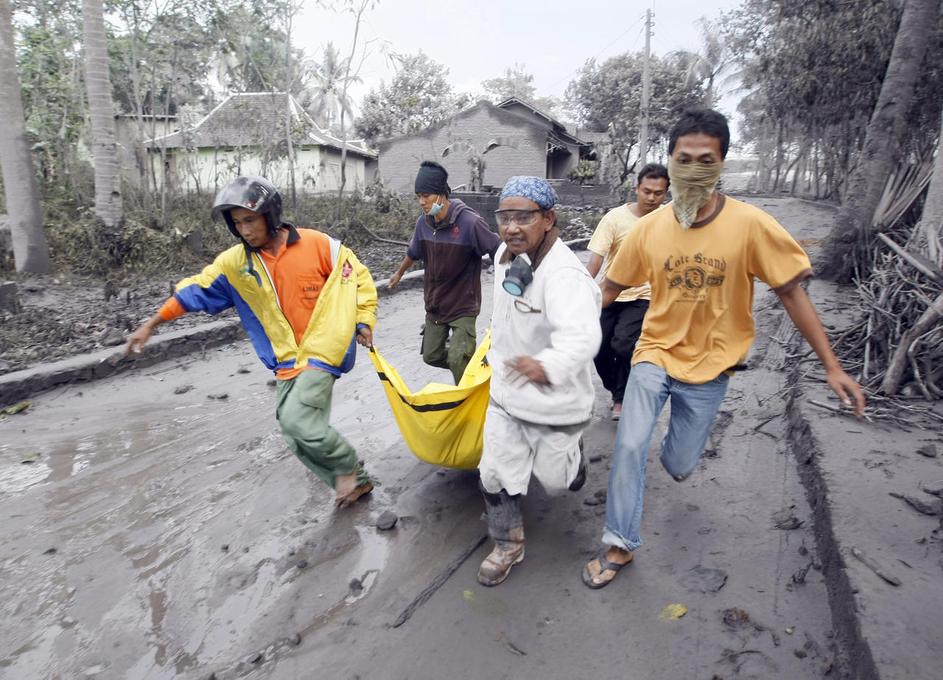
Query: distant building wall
xmin=152 ymin=146 xmax=367 ymax=195
xmin=115 ymin=116 xmax=176 ymax=188
xmin=320 ymin=148 xmax=367 ymax=193
xmin=551 ymin=180 xmax=616 ymax=208
xmin=378 ymin=106 xmax=547 ymax=194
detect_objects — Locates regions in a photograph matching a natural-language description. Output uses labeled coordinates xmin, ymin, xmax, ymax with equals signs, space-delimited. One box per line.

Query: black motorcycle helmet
xmin=212 ymin=176 xmax=283 ymax=239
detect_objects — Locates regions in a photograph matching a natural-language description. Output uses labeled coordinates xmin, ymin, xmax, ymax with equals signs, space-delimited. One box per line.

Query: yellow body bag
xmin=369 ymin=332 xmax=491 ymax=470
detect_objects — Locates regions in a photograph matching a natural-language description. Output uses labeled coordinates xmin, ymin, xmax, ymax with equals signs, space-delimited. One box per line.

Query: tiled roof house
xmin=145 ymin=92 xmax=377 ymax=194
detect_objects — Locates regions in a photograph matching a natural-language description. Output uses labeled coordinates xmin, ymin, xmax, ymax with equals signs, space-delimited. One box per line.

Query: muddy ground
xmin=1 ymin=197 xmax=938 ymax=680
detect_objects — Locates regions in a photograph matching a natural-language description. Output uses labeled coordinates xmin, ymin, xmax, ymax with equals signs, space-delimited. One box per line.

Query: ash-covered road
xmin=1 ymin=200 xmax=843 ymax=680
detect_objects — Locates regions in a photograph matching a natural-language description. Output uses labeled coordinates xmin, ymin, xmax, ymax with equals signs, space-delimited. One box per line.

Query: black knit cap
xmin=414 ymin=160 xmax=450 ymax=196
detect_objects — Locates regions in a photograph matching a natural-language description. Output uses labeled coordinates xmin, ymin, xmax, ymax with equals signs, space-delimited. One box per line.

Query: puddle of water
xmin=0 ymin=460 xmax=50 ymax=495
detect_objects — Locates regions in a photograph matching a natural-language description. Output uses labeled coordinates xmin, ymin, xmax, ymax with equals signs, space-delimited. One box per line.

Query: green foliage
xmin=567 ymin=160 xmax=597 ymax=184
xmin=354 ymin=52 xmax=471 ymax=143
xmin=107 ymin=0 xmax=219 ymax=116
xmin=14 ymin=1 xmax=84 ymax=193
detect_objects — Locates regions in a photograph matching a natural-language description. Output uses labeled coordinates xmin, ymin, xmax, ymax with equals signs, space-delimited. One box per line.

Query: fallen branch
xmin=880 ymin=290 xmax=943 ymax=395
xmin=850 ymin=546 xmax=902 ymax=586
xmin=876 ymin=233 xmax=943 ymax=286
xmin=353 ymin=220 xmax=410 ymax=247
xmin=808 ymin=398 xmax=873 ymax=423
xmin=390 ymin=533 xmax=487 ymax=628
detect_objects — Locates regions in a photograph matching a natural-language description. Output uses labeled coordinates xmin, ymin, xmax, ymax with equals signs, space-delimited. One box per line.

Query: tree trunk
xmin=823 ymin=0 xmax=939 ymax=280
xmin=915 ymin=110 xmax=943 ymax=266
xmin=82 ymin=0 xmax=123 ymax=231
xmin=0 ymin=0 xmax=50 ymax=273
xmin=285 ymin=12 xmax=297 ymax=212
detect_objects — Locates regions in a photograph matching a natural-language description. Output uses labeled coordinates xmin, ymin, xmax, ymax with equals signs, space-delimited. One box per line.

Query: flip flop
xmin=581 ymin=549 xmax=633 ymax=589
xmin=335 ymin=480 xmax=374 ymax=508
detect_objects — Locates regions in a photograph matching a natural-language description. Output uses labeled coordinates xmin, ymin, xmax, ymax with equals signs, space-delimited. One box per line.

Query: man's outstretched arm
xmin=126 ymin=311 xmax=169 ymax=354
xmin=778 ymin=284 xmax=866 ymax=416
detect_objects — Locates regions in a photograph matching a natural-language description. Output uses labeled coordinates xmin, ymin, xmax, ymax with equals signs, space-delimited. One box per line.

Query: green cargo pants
xmin=275 ymin=368 xmax=369 ymax=488
xmin=421 ymin=315 xmax=477 ymax=384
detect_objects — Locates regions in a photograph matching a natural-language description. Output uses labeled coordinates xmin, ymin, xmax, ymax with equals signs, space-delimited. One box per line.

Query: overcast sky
xmin=296 ymin=0 xmax=745 ymax=119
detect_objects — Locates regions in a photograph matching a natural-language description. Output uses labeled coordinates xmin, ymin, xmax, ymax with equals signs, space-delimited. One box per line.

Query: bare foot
xmin=334 ymin=473 xmax=358 ymax=503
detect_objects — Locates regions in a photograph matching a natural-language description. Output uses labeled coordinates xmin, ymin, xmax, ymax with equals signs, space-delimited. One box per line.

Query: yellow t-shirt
xmin=607 ymin=196 xmax=812 ymax=383
xmin=587 ymin=204 xmax=651 ymax=303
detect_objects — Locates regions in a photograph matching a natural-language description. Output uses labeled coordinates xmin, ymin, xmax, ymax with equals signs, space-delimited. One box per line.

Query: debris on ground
xmin=376 ymin=511 xmax=398 ymax=531
xmin=850 ymin=546 xmax=902 ymax=586
xmin=1 ymin=400 xmax=31 ymax=416
xmin=680 ymin=566 xmax=728 ymax=593
xmin=889 ymin=492 xmax=941 ymax=516
xmin=772 ymin=508 xmax=804 ymax=530
xmin=659 ymin=603 xmax=688 ymax=621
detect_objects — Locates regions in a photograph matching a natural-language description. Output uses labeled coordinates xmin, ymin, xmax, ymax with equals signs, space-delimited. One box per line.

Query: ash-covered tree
xmin=354 ymin=52 xmax=471 ymax=143
xmin=82 ymin=0 xmax=123 ymax=230
xmin=823 ymin=0 xmax=942 ymax=279
xmin=301 ymin=42 xmax=359 ymax=132
xmin=209 ymin=0 xmax=306 ymax=94
xmin=671 ymin=17 xmax=736 ymax=108
xmin=481 ymin=63 xmax=559 ymax=114
xmin=13 ymin=0 xmax=85 ymax=198
xmin=0 ymin=0 xmax=49 ymax=272
xmin=725 ymin=0 xmax=943 ymax=202
xmin=565 ymin=51 xmax=701 ymax=186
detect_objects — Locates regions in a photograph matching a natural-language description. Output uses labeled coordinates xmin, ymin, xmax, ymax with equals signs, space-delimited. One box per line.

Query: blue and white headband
xmin=499 ymin=176 xmax=558 ymax=209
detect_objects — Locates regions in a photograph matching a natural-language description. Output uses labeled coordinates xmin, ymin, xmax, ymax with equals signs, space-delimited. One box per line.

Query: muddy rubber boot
xmin=478 ymin=488 xmax=524 ymax=587
xmin=569 ymin=437 xmax=587 ymax=492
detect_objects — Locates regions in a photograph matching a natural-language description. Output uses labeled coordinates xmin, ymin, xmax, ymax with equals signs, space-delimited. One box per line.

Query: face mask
xmin=668 ymin=157 xmax=724 ymax=228
xmin=427 ymin=198 xmax=444 ymax=218
xmin=503 ymin=253 xmax=533 ymax=296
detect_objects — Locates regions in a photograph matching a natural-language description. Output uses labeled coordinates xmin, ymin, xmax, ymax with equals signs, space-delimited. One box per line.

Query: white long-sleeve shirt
xmin=488 ymin=240 xmax=602 ymax=425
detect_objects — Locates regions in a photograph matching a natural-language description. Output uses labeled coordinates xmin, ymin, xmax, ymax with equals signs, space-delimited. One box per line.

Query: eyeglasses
xmin=513 ymin=299 xmax=542 ymax=314
xmin=495 ymin=209 xmax=542 ymax=226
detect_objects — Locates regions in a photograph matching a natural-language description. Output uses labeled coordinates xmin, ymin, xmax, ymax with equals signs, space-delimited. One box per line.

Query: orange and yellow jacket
xmin=159 ymin=225 xmax=377 ymax=379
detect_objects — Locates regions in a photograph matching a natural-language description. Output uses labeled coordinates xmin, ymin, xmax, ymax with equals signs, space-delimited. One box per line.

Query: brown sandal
xmin=335 ymin=480 xmax=374 ymax=508
xmin=581 ymin=549 xmax=633 ymax=589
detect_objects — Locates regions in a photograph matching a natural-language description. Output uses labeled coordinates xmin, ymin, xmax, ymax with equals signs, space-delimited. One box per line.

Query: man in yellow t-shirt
xmin=581 ymin=108 xmax=866 ymax=590
xmin=587 ymin=163 xmax=669 ymax=420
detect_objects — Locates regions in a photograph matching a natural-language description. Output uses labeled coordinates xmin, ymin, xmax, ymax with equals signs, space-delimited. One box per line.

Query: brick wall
xmin=551 ymin=181 xmax=617 ymax=208
xmin=451 ymin=192 xmax=501 ymax=228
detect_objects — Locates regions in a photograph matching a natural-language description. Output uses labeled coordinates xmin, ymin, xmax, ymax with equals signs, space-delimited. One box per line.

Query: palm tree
xmin=304 ymin=42 xmax=359 ymax=131
xmin=442 ymin=138 xmax=518 ymax=191
xmin=824 ymin=0 xmax=940 ymax=279
xmin=0 ymin=0 xmax=49 ymax=273
xmin=673 ymin=18 xmax=734 ymax=108
xmin=82 ymin=0 xmax=123 ymax=230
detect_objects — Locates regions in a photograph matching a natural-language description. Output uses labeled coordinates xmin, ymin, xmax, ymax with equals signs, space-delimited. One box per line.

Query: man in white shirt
xmin=476 ymin=176 xmax=602 ymax=586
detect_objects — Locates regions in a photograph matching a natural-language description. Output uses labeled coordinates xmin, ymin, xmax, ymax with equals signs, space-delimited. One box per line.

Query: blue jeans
xmin=602 ymin=362 xmax=729 ymax=552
